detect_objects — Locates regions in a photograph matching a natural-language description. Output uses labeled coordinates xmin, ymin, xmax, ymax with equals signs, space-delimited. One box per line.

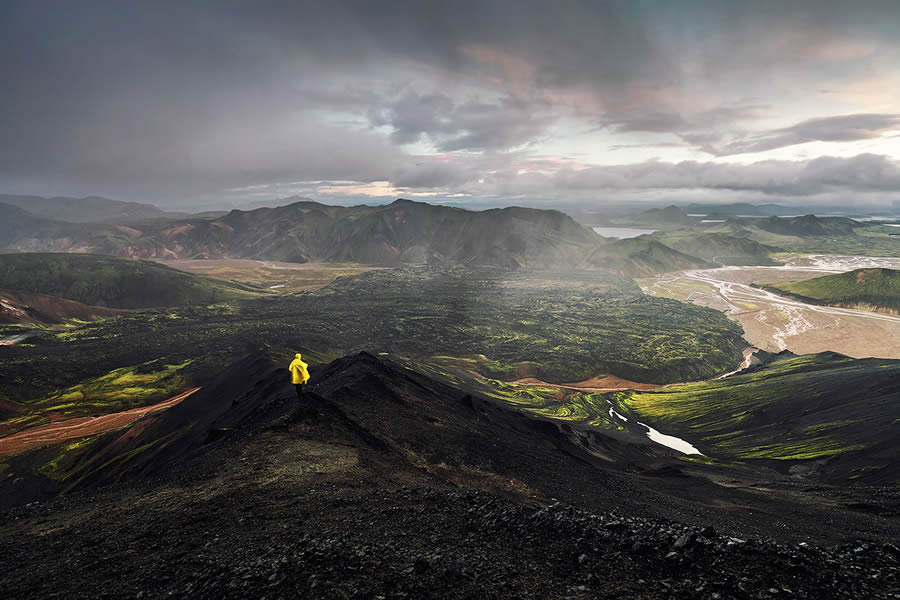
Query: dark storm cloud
xmin=0 ymin=0 xmax=424 ymax=196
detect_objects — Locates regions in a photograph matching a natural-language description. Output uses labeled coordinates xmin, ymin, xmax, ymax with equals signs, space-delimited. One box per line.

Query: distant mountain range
xmin=0 ymin=199 xmax=714 ymax=276
xmin=749 ymin=215 xmax=864 ymax=237
xmin=682 ymin=202 xmax=797 ymax=217
xmin=611 ymin=205 xmax=698 ymax=228
xmin=6 ymin=194 xmax=892 ymax=271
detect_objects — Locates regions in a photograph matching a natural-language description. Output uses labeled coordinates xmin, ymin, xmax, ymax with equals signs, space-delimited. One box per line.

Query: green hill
xmin=0 ymin=253 xmax=261 ymax=308
xmin=756 ymin=268 xmax=900 ymax=312
xmin=650 ymin=231 xmax=783 ymax=266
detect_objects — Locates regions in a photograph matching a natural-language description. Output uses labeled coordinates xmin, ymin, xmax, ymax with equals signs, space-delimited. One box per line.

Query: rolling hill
xmin=0 ymin=253 xmax=261 ymax=308
xmin=756 ymin=268 xmax=900 ymax=313
xmin=650 ymin=231 xmax=783 ymax=266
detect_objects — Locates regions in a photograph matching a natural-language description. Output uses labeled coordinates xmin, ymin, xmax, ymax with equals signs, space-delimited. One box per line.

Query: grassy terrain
xmin=756 ymin=268 xmax=900 ymax=312
xmin=610 ymin=352 xmax=900 ymax=481
xmin=0 ymin=253 xmax=263 ymax=308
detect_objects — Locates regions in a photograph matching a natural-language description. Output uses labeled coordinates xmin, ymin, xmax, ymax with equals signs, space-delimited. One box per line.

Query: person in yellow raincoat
xmin=289 ymin=353 xmax=310 ymax=400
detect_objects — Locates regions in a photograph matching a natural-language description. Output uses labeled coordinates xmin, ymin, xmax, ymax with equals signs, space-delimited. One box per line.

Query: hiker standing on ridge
xmin=289 ymin=353 xmax=310 ymax=400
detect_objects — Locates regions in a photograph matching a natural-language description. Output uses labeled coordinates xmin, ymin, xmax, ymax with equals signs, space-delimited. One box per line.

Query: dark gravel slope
xmin=1 ymin=352 xmax=897 ymax=599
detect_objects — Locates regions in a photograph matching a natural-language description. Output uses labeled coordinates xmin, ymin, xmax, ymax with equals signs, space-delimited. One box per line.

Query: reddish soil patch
xmin=512 ymin=375 xmax=661 ymax=392
xmin=161 ymin=224 xmax=195 ymax=239
xmin=114 ymin=225 xmax=143 ymax=238
xmin=0 ymin=387 xmax=200 ymax=457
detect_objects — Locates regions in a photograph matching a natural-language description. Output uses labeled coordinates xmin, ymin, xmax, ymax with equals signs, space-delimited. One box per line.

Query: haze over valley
xmin=2 ymin=2 xmax=899 ymax=599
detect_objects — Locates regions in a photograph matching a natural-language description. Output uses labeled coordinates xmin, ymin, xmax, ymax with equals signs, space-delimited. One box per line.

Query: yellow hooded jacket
xmin=289 ymin=353 xmax=310 ymax=385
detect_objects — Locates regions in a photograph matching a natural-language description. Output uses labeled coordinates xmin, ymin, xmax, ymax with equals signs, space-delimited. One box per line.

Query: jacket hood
xmin=295 ymin=353 xmax=303 ymax=359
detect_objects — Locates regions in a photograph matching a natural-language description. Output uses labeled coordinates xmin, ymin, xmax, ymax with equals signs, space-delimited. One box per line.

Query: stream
xmin=606 ymin=400 xmax=704 ymax=455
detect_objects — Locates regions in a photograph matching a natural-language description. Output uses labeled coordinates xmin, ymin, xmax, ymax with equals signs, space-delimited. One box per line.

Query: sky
xmin=2 ymin=0 xmax=900 ymax=211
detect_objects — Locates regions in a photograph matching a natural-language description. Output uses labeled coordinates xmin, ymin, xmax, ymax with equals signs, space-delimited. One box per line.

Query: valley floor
xmin=640 ymin=254 xmax=900 ymax=359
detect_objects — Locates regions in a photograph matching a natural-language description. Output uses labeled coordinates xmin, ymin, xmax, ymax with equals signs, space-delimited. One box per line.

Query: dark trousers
xmin=295 ymin=384 xmax=304 ymax=401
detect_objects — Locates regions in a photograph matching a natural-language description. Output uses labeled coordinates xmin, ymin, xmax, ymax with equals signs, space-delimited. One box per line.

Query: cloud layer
xmin=1 ymin=1 xmax=898 ymax=207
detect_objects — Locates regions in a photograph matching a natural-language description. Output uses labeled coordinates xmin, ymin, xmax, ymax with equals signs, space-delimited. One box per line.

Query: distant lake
xmin=592 ymin=226 xmax=657 ymax=238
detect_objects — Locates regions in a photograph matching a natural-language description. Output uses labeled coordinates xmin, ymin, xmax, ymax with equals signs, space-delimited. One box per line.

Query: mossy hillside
xmin=0 ymin=360 xmax=193 ymax=438
xmin=35 ymin=360 xmax=192 ymax=414
xmin=0 ymin=253 xmax=262 ymax=308
xmin=611 ymin=353 xmax=900 ymax=467
xmin=757 ymin=268 xmax=900 ymax=312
